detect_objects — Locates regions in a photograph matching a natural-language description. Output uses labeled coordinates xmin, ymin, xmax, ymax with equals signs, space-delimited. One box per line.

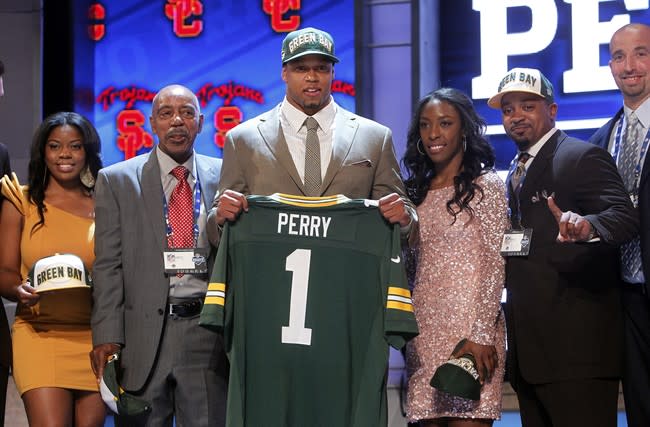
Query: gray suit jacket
xmin=207 ymin=104 xmax=415 ymax=245
xmin=91 ymin=149 xmax=222 ymax=390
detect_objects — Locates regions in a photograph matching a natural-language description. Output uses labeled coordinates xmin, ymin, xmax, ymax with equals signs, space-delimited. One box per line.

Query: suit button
xmin=157 ymin=308 xmax=164 ymax=315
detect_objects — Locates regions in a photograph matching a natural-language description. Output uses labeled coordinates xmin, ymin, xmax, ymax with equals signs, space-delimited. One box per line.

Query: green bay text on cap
xmin=28 ymin=253 xmax=92 ymax=293
xmin=281 ymin=27 xmax=339 ymax=64
xmin=487 ymin=67 xmax=555 ymax=109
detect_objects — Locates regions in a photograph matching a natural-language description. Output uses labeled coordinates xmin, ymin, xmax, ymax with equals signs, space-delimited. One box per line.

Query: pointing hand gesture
xmin=547 ymin=196 xmax=595 ymax=243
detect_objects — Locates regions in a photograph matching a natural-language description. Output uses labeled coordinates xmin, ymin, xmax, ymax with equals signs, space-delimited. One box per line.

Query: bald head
xmin=609 ymin=23 xmax=650 ymax=109
xmin=150 ymin=84 xmax=204 ymax=163
xmin=152 ymin=84 xmax=201 ymax=116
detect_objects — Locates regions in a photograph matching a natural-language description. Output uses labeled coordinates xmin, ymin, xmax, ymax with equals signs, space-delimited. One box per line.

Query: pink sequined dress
xmin=406 ymin=171 xmax=508 ymax=422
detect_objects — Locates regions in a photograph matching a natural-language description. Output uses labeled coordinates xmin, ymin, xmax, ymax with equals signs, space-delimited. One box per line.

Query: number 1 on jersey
xmin=282 ymin=249 xmax=313 ymax=346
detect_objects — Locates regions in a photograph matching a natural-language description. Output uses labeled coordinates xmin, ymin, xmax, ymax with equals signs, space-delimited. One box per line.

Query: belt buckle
xmin=169 ymin=303 xmax=178 ymax=319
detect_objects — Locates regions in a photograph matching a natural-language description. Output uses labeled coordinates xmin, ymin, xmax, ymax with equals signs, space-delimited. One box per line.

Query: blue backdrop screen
xmin=439 ymin=0 xmax=650 ymax=169
xmin=74 ymin=0 xmax=355 ymax=167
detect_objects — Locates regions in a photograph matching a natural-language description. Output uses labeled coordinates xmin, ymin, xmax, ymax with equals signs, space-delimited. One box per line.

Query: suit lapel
xmin=322 ymin=108 xmax=358 ymax=194
xmin=258 ymin=106 xmax=304 ymax=194
xmin=194 ymin=155 xmax=218 ymax=211
xmin=140 ymin=149 xmax=167 ymax=252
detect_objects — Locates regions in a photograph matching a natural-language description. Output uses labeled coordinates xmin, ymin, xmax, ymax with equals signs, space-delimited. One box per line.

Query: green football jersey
xmin=200 ymin=194 xmax=418 ymax=427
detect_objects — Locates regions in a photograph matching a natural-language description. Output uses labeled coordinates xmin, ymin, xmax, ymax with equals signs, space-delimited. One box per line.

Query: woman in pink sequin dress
xmin=402 ymin=88 xmax=508 ymax=426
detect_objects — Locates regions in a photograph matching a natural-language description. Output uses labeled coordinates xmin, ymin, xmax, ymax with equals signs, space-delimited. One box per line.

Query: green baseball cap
xmin=281 ymin=27 xmax=339 ymax=64
xmin=429 ymin=339 xmax=482 ymax=401
xmin=100 ymin=352 xmax=152 ymax=416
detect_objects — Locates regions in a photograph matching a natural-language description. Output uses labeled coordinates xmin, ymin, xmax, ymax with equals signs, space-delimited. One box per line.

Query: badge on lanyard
xmin=164 ymin=247 xmax=208 ymax=275
xmin=161 ymin=165 xmax=208 ymax=275
xmin=500 ymin=229 xmax=533 ymax=257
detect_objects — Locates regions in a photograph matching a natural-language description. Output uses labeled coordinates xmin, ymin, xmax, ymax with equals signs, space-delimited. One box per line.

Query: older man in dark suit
xmin=489 ymin=67 xmax=637 ymax=426
xmin=0 ymin=58 xmax=12 ymax=427
xmin=589 ymin=23 xmax=650 ymax=427
xmin=90 ymin=84 xmax=226 ymax=426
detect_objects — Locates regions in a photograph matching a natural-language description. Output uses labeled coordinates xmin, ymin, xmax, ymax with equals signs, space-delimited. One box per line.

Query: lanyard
xmin=612 ymin=115 xmax=650 ymax=194
xmin=162 ymin=172 xmax=202 ymax=247
xmin=505 ymin=154 xmax=529 ymax=229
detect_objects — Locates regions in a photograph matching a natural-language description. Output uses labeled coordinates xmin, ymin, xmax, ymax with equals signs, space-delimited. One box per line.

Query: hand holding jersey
xmin=215 ymin=189 xmax=411 ymax=227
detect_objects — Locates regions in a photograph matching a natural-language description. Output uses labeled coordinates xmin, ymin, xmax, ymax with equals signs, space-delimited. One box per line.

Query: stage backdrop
xmin=74 ymin=0 xmax=355 ymax=166
xmin=438 ymin=0 xmax=650 ymax=170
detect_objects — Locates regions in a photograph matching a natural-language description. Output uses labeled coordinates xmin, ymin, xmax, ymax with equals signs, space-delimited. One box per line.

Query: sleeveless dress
xmin=405 ymin=171 xmax=508 ymax=421
xmin=2 ymin=175 xmax=98 ymax=394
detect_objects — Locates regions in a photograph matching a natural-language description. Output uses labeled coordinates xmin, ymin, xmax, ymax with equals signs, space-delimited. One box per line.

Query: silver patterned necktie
xmin=510 ymin=152 xmax=531 ymax=191
xmin=304 ymin=116 xmax=321 ymax=196
xmin=620 ymin=112 xmax=643 ymax=281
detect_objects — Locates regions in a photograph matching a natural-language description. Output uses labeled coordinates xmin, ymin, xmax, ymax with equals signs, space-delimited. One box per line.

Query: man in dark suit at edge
xmin=590 ymin=23 xmax=650 ymax=427
xmin=489 ymin=67 xmax=637 ymax=426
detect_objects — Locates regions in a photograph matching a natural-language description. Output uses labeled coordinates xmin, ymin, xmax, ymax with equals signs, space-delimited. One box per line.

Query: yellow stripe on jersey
xmin=208 ymin=282 xmax=226 ymax=292
xmin=388 ymin=286 xmax=411 ymax=298
xmin=205 ymin=282 xmax=226 ymax=306
xmin=387 ymin=301 xmax=414 ymax=312
xmin=204 ymin=296 xmax=225 ymax=306
xmin=270 ymin=193 xmax=350 ymax=207
xmin=387 ymin=286 xmax=414 ymax=312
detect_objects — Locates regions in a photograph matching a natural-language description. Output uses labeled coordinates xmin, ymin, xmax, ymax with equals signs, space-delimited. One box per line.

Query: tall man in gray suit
xmin=208 ymin=27 xmax=416 ymax=244
xmin=90 ymin=85 xmax=227 ymax=426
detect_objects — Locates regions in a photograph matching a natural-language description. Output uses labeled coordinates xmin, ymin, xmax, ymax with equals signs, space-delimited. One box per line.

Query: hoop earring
xmin=462 ymin=136 xmax=467 ymax=152
xmin=42 ymin=166 xmax=48 ymax=187
xmin=80 ymin=165 xmax=95 ymax=188
xmin=416 ymin=139 xmax=426 ymax=155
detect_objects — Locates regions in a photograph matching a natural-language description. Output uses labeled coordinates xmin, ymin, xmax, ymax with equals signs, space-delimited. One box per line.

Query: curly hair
xmin=27 ymin=112 xmax=102 ymax=232
xmin=402 ymin=87 xmax=495 ymax=221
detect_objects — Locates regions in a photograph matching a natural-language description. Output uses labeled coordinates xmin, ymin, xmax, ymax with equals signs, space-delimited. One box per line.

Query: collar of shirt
xmin=519 ymin=127 xmax=557 ymax=171
xmin=280 ymin=96 xmax=337 ymax=134
xmin=625 ymin=97 xmax=650 ymax=129
xmin=608 ymin=98 xmax=650 ymax=154
xmin=156 ymin=146 xmax=197 ymax=192
xmin=279 ymin=97 xmax=337 ymax=182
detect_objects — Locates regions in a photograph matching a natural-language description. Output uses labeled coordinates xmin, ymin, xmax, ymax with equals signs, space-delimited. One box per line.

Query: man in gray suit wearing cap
xmin=207 ymin=26 xmax=416 ymax=244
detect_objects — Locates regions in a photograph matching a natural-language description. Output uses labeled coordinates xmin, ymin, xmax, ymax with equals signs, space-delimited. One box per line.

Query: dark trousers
xmin=515 ymin=375 xmax=619 ymax=427
xmin=621 ymin=285 xmax=650 ymax=427
xmin=115 ymin=314 xmax=228 ymax=427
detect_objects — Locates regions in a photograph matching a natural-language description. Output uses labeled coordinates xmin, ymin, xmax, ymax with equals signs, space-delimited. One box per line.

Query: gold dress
xmin=405 ymin=172 xmax=508 ymax=421
xmin=2 ymin=176 xmax=98 ymax=394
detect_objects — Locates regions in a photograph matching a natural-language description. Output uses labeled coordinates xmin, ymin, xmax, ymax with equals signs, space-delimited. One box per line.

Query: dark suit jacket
xmin=207 ymin=104 xmax=416 ymax=246
xmin=590 ymin=109 xmax=650 ymax=297
xmin=0 ymin=142 xmax=11 ymax=373
xmin=91 ymin=149 xmax=223 ymax=390
xmin=505 ymin=130 xmax=638 ymax=387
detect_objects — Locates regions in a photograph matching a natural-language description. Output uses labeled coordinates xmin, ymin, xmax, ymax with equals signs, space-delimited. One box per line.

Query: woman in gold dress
xmin=0 ymin=112 xmax=106 ymax=426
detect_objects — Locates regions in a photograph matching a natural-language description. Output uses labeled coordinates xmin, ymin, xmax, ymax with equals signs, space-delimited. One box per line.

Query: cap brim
xmin=283 ymin=51 xmax=339 ymax=64
xmin=35 ymin=282 xmax=90 ymax=293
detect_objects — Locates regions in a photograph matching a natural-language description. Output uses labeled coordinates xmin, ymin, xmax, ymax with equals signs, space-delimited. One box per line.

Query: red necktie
xmin=168 ymin=166 xmax=193 ymax=248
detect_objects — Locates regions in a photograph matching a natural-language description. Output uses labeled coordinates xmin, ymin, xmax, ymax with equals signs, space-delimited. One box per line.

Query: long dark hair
xmin=27 ymin=112 xmax=102 ymax=231
xmin=402 ymin=87 xmax=495 ymax=220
